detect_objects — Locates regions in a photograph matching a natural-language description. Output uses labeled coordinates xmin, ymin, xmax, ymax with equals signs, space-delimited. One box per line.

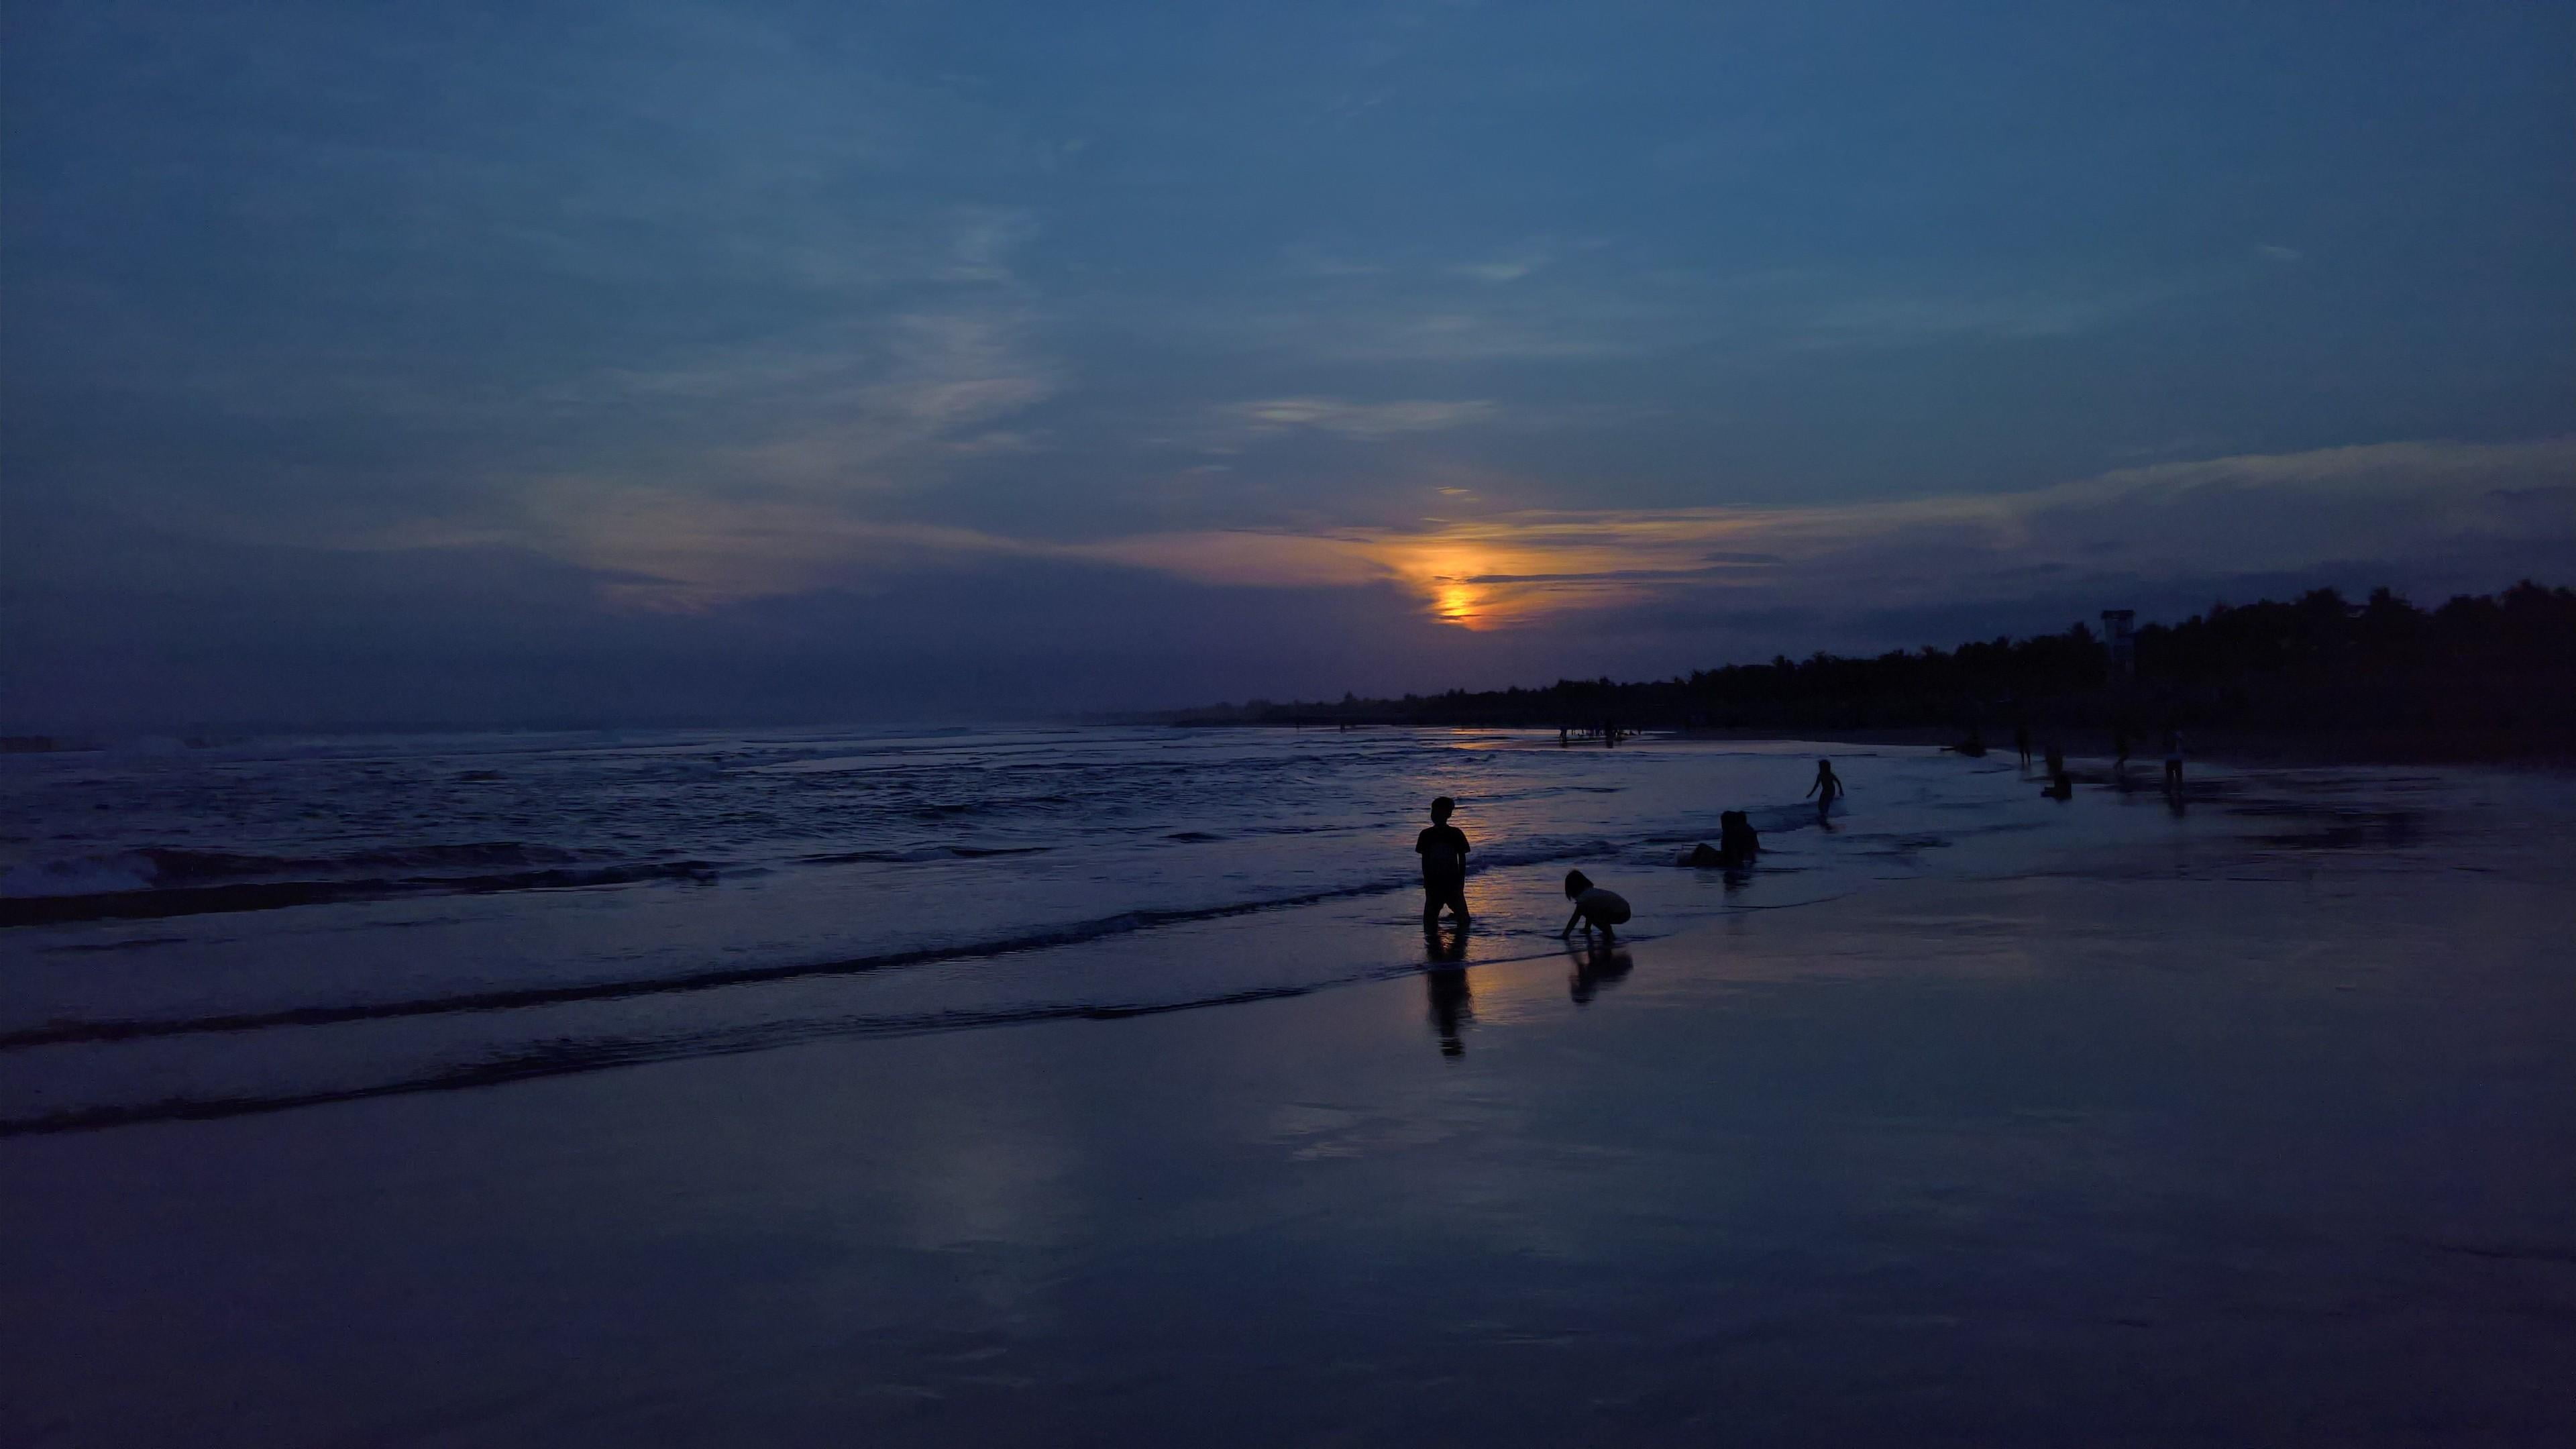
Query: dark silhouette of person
xmin=1687 ymin=810 xmax=1761 ymax=868
xmin=1721 ymin=809 xmax=1760 ymax=865
xmin=1415 ymin=796 xmax=1470 ymax=928
xmin=2162 ymin=730 xmax=2185 ymax=794
xmin=1559 ymin=869 xmax=1632 ymax=941
xmin=2113 ymin=726 xmax=2132 ymax=784
xmin=2014 ymin=721 xmax=2032 ymax=768
xmin=1805 ymin=758 xmax=1843 ymax=815
xmin=1566 ymin=938 xmax=1635 ymax=1004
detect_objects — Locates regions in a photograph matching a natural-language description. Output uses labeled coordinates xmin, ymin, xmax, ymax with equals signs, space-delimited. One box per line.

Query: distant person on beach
xmin=2015 ymin=722 xmax=2032 ymax=768
xmin=1559 ymin=869 xmax=1632 ymax=941
xmin=1721 ymin=810 xmax=1760 ymax=865
xmin=2114 ymin=727 xmax=2132 ymax=779
xmin=1684 ymin=812 xmax=1760 ymax=869
xmin=1416 ymin=796 xmax=1471 ymax=928
xmin=2163 ymin=731 xmax=2186 ymax=792
xmin=1806 ymin=759 xmax=1843 ymax=814
xmin=2040 ymin=743 xmax=2074 ymax=798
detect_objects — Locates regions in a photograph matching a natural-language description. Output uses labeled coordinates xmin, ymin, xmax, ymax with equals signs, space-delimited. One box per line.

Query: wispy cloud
xmin=1801 ymin=281 xmax=2189 ymax=346
xmin=1299 ymin=437 xmax=2576 ymax=627
xmin=1227 ymin=396 xmax=1499 ymax=440
xmin=1450 ymin=243 xmax=1553 ymax=284
xmin=516 ymin=438 xmax=2576 ymax=626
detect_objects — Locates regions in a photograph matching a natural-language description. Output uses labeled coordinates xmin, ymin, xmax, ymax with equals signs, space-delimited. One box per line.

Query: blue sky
xmin=5 ymin=1 xmax=2573 ymax=724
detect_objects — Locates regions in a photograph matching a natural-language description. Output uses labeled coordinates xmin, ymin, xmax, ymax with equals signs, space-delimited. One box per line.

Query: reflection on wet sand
xmin=1566 ymin=939 xmax=1635 ymax=1005
xmin=1424 ymin=924 xmax=1472 ymax=1058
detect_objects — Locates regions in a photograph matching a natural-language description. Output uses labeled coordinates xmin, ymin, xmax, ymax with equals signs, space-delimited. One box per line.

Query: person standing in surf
xmin=1416 ymin=796 xmax=1471 ymax=929
xmin=1806 ymin=758 xmax=1844 ymax=816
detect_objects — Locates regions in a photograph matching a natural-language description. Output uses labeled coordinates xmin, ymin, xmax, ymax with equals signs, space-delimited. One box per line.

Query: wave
xmin=0 ymin=979 xmax=1366 ymax=1138
xmin=0 ymin=886 xmax=1419 ymax=1047
xmin=0 ymin=936 xmax=1638 ymax=1138
xmin=0 ymin=841 xmax=590 ymax=900
xmin=792 ymin=845 xmax=1051 ymax=865
xmin=0 ymin=837 xmax=1648 ymax=1048
xmin=0 ymin=859 xmax=719 ymax=928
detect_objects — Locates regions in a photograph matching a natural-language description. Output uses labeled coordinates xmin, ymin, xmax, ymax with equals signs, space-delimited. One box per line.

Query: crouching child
xmin=1559 ymin=869 xmax=1633 ymax=941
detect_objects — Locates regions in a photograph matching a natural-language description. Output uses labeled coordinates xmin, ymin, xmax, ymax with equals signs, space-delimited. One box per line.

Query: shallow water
xmin=1 ymin=727 xmax=2560 ymax=1132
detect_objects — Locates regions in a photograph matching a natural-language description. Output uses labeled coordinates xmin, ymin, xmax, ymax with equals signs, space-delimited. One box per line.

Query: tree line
xmin=1145 ymin=582 xmax=2576 ymax=746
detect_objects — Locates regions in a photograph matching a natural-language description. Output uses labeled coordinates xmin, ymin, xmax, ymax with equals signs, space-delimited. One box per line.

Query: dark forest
xmin=1148 ymin=582 xmax=2576 ymax=753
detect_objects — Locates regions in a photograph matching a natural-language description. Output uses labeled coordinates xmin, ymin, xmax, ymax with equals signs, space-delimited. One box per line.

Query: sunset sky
xmin=7 ymin=1 xmax=2573 ymax=724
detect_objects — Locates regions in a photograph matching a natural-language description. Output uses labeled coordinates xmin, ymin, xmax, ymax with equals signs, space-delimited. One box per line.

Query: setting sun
xmin=1434 ymin=580 xmax=1481 ymax=626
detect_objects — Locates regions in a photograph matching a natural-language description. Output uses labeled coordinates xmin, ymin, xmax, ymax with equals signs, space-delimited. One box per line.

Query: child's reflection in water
xmin=1424 ymin=924 xmax=1471 ymax=1058
xmin=1566 ymin=938 xmax=1635 ymax=1005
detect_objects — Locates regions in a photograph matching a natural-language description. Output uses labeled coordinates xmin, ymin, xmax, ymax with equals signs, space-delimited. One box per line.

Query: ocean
xmin=0 ymin=726 xmax=2545 ymax=1135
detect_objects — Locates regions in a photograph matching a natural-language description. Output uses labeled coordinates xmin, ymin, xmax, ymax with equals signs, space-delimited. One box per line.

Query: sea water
xmin=0 ymin=727 xmax=2549 ymax=1132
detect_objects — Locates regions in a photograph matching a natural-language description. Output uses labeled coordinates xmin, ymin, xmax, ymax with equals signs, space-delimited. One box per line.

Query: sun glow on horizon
xmin=524 ymin=438 xmax=2570 ymax=633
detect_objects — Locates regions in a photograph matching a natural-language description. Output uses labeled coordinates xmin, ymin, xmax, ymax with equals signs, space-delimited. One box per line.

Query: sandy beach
xmin=6 ymin=762 xmax=2573 ymax=1446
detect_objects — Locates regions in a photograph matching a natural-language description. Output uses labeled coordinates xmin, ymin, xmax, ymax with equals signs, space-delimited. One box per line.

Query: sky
xmin=5 ymin=0 xmax=2573 ymax=727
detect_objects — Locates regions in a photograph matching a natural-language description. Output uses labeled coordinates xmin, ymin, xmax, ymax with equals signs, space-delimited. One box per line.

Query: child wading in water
xmin=1416 ymin=796 xmax=1471 ymax=928
xmin=1559 ymin=869 xmax=1631 ymax=941
xmin=1806 ymin=758 xmax=1843 ymax=816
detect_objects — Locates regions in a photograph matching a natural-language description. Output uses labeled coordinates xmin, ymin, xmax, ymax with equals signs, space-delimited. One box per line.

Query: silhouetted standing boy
xmin=1416 ymin=796 xmax=1471 ymax=928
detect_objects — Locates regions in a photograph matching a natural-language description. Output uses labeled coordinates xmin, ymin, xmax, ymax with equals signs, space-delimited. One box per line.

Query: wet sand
xmin=5 ymin=832 xmax=2574 ymax=1444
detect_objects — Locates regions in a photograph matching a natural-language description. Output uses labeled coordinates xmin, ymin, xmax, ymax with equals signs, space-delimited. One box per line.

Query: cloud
xmin=1227 ymin=396 xmax=1499 ymax=441
xmin=1801 ymin=282 xmax=2188 ymax=345
xmin=527 ymin=299 xmax=1059 ymax=505
xmin=1450 ymin=244 xmax=1552 ymax=284
xmin=503 ymin=437 xmax=2575 ymax=631
xmin=15 ymin=439 xmax=2573 ymax=727
xmin=1 ymin=503 xmax=1458 ymax=727
xmin=1058 ymin=437 xmax=2576 ymax=630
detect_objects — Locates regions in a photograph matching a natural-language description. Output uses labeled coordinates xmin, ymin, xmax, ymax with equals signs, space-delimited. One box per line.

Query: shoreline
xmin=1165 ymin=718 xmax=2576 ymax=769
